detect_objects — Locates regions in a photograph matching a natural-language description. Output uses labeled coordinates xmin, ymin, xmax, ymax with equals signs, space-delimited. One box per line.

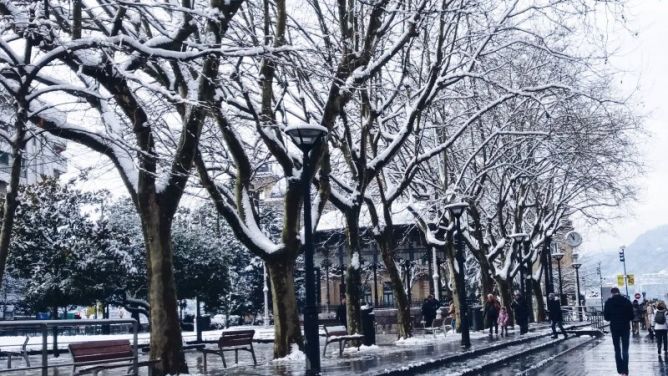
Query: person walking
xmin=421 ymin=295 xmax=440 ymax=327
xmin=448 ymin=301 xmax=456 ymax=329
xmin=647 ymin=303 xmax=656 ymax=340
xmin=604 ymin=287 xmax=634 ymax=376
xmin=547 ymin=293 xmax=568 ymax=339
xmin=483 ymin=294 xmax=500 ymax=337
xmin=632 ymin=299 xmax=643 ymax=335
xmin=498 ymin=307 xmax=509 ymax=337
xmin=654 ymin=302 xmax=668 ymax=356
xmin=512 ymin=291 xmax=529 ymax=335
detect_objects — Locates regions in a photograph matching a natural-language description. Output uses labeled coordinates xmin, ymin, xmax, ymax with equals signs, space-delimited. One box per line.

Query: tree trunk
xmin=377 ymin=232 xmax=412 ymax=339
xmin=533 ymin=279 xmax=546 ymax=322
xmin=266 ymin=258 xmax=303 ymax=358
xmin=143 ymin=213 xmax=187 ymax=375
xmin=0 ymin=115 xmax=25 ymax=291
xmin=495 ymin=278 xmax=514 ymax=326
xmin=344 ymin=214 xmax=362 ymax=335
xmin=479 ymin=262 xmax=495 ymax=304
xmin=444 ymin=242 xmax=463 ymax=332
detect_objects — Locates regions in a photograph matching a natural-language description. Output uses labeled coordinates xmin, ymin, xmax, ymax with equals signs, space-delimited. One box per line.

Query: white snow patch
xmin=351 ymin=252 xmax=360 ymax=270
xmin=272 ymin=344 xmax=305 ymax=363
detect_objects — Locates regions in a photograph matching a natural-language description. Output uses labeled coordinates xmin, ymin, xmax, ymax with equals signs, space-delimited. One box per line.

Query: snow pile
xmin=272 ymin=344 xmax=305 ymax=363
xmin=343 ymin=344 xmax=381 ymax=354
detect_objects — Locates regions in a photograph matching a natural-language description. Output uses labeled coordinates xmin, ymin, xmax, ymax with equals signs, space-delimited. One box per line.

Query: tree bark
xmin=344 ymin=213 xmax=362 ymax=335
xmin=479 ymin=261 xmax=495 ymax=304
xmin=532 ymin=278 xmax=546 ymax=322
xmin=141 ymin=209 xmax=187 ymax=375
xmin=377 ymin=231 xmax=412 ymax=338
xmin=266 ymin=259 xmax=303 ymax=357
xmin=444 ymin=242 xmax=464 ymax=332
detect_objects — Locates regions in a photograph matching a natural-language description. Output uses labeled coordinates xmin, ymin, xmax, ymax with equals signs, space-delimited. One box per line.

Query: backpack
xmin=656 ymin=310 xmax=666 ymax=325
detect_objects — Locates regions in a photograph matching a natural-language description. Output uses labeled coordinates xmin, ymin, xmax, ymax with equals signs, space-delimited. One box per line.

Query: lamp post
xmin=372 ymin=250 xmax=379 ymax=307
xmin=619 ymin=246 xmax=629 ymax=298
xmin=571 ymin=252 xmax=583 ymax=321
xmin=321 ymin=257 xmax=332 ymax=313
xmin=446 ymin=202 xmax=469 ymax=348
xmin=552 ymin=250 xmax=565 ymax=305
xmin=263 ymin=262 xmax=270 ymax=327
xmin=285 ymin=123 xmax=328 ymax=375
xmin=543 ymin=236 xmax=553 ymax=294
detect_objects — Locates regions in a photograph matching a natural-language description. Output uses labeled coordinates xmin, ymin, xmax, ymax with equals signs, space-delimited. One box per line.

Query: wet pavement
xmin=531 ymin=332 xmax=668 ymax=376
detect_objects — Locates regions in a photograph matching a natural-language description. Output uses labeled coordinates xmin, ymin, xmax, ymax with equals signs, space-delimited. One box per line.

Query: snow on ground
xmin=271 ymin=344 xmax=305 ymax=364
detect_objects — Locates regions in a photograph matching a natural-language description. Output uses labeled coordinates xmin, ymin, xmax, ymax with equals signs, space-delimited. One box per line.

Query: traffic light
xmin=619 ymin=249 xmax=625 ymax=262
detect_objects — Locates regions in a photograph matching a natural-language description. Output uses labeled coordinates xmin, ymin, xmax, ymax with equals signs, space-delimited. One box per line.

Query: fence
xmin=0 ymin=319 xmax=139 ymax=376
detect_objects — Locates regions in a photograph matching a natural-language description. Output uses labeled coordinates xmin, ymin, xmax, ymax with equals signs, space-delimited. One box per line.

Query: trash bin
xmin=469 ymin=305 xmax=484 ymax=331
xmin=360 ymin=307 xmax=376 ymax=346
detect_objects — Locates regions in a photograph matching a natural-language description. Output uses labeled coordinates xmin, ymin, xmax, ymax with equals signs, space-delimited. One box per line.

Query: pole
xmin=574 ymin=266 xmax=582 ymax=321
xmin=455 ymin=217 xmax=470 ymax=348
xmin=598 ymin=262 xmax=604 ymax=312
xmin=543 ymin=237 xmax=552 ymax=294
xmin=557 ymin=259 xmax=564 ymax=304
xmin=301 ymin=149 xmax=320 ymax=374
xmin=325 ymin=263 xmax=331 ymax=313
xmin=432 ymin=246 xmax=440 ymax=301
xmin=622 ymin=255 xmax=629 ymax=298
xmin=523 ymin=240 xmax=533 ymax=323
xmin=373 ymin=251 xmax=378 ymax=307
xmin=263 ymin=262 xmax=270 ymax=327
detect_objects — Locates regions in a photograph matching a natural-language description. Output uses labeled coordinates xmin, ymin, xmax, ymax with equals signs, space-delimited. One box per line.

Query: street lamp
xmin=552 ymin=249 xmax=565 ymax=305
xmin=445 ymin=202 xmax=469 ymax=348
xmin=321 ymin=257 xmax=332 ymax=313
xmin=543 ymin=236 xmax=553 ymax=294
xmin=571 ymin=252 xmax=583 ymax=321
xmin=285 ymin=123 xmax=328 ymax=375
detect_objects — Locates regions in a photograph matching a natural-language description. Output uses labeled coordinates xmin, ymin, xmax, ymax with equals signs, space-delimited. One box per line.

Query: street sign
xmin=617 ymin=274 xmax=625 ymax=287
xmin=628 ymin=274 xmax=635 ymax=286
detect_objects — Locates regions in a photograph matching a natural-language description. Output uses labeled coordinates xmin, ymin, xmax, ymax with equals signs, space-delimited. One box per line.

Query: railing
xmin=0 ymin=319 xmax=139 ymax=376
xmin=586 ymin=311 xmax=607 ymax=330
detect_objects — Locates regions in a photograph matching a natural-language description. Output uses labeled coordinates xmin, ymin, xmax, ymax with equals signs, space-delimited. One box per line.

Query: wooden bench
xmin=322 ymin=325 xmax=364 ymax=357
xmin=2 ymin=336 xmax=30 ymax=368
xmin=69 ymin=340 xmax=135 ymax=376
xmin=201 ymin=330 xmax=256 ymax=369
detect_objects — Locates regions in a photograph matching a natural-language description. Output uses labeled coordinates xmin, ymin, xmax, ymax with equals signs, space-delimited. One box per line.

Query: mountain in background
xmin=580 ymin=224 xmax=668 ymax=277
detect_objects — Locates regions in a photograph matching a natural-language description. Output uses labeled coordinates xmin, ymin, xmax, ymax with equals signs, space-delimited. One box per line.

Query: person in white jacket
xmin=654 ymin=301 xmax=667 ymax=355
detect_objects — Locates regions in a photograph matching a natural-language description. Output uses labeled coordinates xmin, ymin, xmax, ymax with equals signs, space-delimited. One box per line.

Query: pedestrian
xmin=632 ymin=299 xmax=643 ymax=335
xmin=647 ymin=303 xmax=656 ymax=340
xmin=512 ymin=291 xmax=529 ymax=335
xmin=421 ymin=294 xmax=440 ymax=327
xmin=336 ymin=297 xmax=347 ymax=326
xmin=498 ymin=306 xmax=509 ymax=337
xmin=448 ymin=301 xmax=456 ymax=329
xmin=483 ymin=294 xmax=500 ymax=336
xmin=654 ymin=301 xmax=667 ymax=356
xmin=604 ymin=287 xmax=634 ymax=376
xmin=547 ymin=293 xmax=568 ymax=339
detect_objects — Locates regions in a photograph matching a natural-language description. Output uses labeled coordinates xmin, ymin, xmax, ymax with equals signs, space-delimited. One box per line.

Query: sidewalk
xmin=535 ymin=331 xmax=668 ymax=375
xmin=191 ymin=322 xmax=586 ymax=376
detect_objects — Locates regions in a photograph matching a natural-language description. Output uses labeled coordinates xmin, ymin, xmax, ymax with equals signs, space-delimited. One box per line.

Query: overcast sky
xmin=577 ymin=0 xmax=668 ymax=252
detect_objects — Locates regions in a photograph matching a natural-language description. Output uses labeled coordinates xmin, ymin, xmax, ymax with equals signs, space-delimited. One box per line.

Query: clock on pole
xmin=565 ymin=231 xmax=583 ymax=248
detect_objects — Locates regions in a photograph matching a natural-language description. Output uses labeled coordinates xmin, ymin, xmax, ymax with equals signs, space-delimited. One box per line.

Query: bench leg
xmin=202 ymin=351 xmax=207 ymax=371
xmin=235 ymin=349 xmax=239 ymax=364
xmin=322 ymin=342 xmax=329 ymax=357
xmin=339 ymin=341 xmax=344 ymax=357
xmin=250 ymin=344 xmax=257 ymax=366
xmin=220 ymin=352 xmax=227 ymax=368
xmin=23 ymin=352 xmax=30 ymax=367
xmin=7 ymin=354 xmax=11 ymax=369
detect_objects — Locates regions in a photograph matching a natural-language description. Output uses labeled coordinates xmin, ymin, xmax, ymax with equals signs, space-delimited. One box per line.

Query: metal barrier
xmin=0 ymin=319 xmax=139 ymax=376
xmin=586 ymin=311 xmax=606 ymax=330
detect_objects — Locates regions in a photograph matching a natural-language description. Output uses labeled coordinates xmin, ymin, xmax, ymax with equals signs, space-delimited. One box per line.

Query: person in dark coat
xmin=604 ymin=287 xmax=634 ymax=376
xmin=421 ymin=295 xmax=440 ymax=327
xmin=336 ymin=297 xmax=347 ymax=326
xmin=512 ymin=291 xmax=529 ymax=335
xmin=632 ymin=299 xmax=643 ymax=335
xmin=547 ymin=293 xmax=568 ymax=339
xmin=483 ymin=294 xmax=500 ymax=336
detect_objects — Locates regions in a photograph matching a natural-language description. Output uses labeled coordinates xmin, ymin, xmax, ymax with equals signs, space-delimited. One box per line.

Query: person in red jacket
xmin=604 ymin=287 xmax=634 ymax=376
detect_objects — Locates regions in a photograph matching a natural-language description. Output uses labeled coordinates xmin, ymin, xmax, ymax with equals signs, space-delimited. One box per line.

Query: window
xmin=383 ymin=282 xmax=395 ymax=307
xmin=0 ymin=152 xmax=8 ymax=165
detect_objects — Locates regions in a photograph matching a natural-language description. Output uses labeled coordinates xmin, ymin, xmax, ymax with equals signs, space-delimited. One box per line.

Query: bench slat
xmin=69 ymin=340 xmax=133 ymax=364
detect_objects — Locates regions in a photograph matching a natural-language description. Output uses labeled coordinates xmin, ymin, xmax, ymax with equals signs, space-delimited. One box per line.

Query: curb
xmin=373 ymin=322 xmax=591 ymax=376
